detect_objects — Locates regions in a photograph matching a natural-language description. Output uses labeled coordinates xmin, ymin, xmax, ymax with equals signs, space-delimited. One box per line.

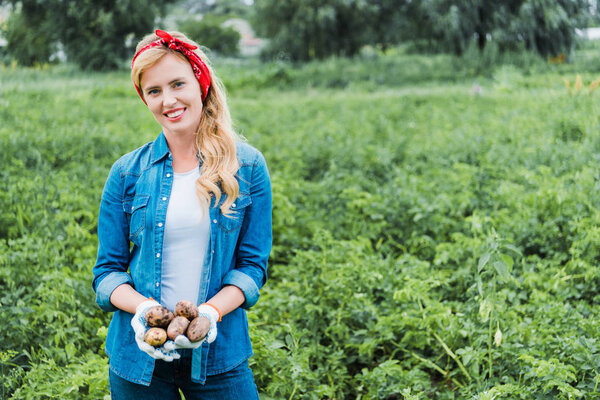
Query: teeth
xmin=166 ymin=109 xmax=184 ymax=118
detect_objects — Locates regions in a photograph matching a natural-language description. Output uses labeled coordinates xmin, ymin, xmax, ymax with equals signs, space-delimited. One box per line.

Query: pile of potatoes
xmin=143 ymin=300 xmax=211 ymax=347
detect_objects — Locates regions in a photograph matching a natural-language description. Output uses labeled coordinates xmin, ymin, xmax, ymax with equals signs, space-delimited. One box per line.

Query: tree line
xmin=255 ymin=0 xmax=593 ymax=60
xmin=0 ymin=0 xmax=595 ymax=69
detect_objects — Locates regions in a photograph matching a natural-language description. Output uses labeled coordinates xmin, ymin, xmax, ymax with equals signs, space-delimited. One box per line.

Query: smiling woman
xmin=91 ymin=30 xmax=272 ymax=400
xmin=141 ymin=55 xmax=205 ymax=144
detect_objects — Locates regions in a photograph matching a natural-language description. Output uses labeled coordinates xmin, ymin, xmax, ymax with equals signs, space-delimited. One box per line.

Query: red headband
xmin=132 ymin=29 xmax=211 ymax=103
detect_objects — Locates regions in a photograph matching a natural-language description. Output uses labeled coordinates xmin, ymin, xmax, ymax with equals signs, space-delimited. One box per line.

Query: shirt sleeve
xmin=92 ymin=161 xmax=134 ymax=312
xmin=223 ymin=151 xmax=272 ymax=309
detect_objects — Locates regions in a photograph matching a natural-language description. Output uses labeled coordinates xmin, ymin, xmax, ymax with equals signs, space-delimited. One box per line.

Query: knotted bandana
xmin=132 ymin=29 xmax=212 ymax=103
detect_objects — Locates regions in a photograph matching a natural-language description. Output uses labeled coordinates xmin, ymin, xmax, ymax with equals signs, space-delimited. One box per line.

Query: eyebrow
xmin=143 ymin=77 xmax=186 ymax=92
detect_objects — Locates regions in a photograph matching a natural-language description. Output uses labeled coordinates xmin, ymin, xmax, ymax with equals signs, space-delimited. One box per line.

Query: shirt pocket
xmin=123 ymin=194 xmax=150 ymax=241
xmin=217 ymin=194 xmax=252 ymax=234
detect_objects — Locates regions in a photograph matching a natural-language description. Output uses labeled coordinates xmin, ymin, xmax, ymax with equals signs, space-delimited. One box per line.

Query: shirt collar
xmin=151 ymin=132 xmax=171 ymax=164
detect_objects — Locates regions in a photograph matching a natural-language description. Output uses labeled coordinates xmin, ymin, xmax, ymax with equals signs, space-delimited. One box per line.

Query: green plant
xmin=2 ymin=47 xmax=600 ymax=399
xmin=178 ymin=16 xmax=240 ymax=56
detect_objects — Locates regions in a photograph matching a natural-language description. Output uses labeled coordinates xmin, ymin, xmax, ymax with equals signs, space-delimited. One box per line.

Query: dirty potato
xmin=144 ymin=327 xmax=167 ymax=347
xmin=175 ymin=300 xmax=198 ymax=320
xmin=187 ymin=316 xmax=211 ymax=342
xmin=145 ymin=306 xmax=174 ymax=328
xmin=167 ymin=316 xmax=190 ymax=340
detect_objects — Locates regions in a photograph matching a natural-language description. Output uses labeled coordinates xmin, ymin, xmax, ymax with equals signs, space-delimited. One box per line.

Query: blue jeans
xmin=109 ymin=352 xmax=259 ymax=400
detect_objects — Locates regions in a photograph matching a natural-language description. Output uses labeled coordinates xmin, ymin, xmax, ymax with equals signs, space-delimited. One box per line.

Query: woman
xmin=92 ymin=29 xmax=272 ymax=399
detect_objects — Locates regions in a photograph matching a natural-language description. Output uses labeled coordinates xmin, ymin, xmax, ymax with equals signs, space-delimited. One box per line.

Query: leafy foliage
xmin=2 ymin=48 xmax=600 ymax=399
xmin=178 ymin=16 xmax=241 ymax=56
xmin=253 ymin=0 xmax=593 ymax=60
xmin=253 ymin=0 xmax=389 ymax=61
xmin=2 ymin=9 xmax=56 ymax=66
xmin=181 ymin=0 xmax=254 ymax=19
xmin=413 ymin=0 xmax=593 ymax=57
xmin=1 ymin=0 xmax=174 ymax=69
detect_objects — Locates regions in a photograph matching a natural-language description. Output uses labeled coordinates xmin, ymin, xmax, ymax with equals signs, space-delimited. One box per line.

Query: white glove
xmin=131 ymin=299 xmax=181 ymax=362
xmin=196 ymin=303 xmax=219 ymax=344
xmin=163 ymin=303 xmax=220 ymax=351
xmin=164 ymin=332 xmax=204 ymax=351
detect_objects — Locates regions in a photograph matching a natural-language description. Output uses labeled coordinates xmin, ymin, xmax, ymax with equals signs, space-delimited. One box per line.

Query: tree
xmin=403 ymin=0 xmax=592 ymax=56
xmin=253 ymin=0 xmax=594 ymax=61
xmin=253 ymin=0 xmax=373 ymax=61
xmin=179 ymin=16 xmax=241 ymax=56
xmin=365 ymin=0 xmax=406 ymax=51
xmin=1 ymin=0 xmax=174 ymax=69
xmin=3 ymin=6 xmax=55 ymax=66
xmin=513 ymin=0 xmax=590 ymax=56
xmin=176 ymin=0 xmax=253 ymax=18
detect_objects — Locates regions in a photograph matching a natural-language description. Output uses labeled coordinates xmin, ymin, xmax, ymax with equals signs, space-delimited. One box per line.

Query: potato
xmin=175 ymin=300 xmax=198 ymax=321
xmin=145 ymin=306 xmax=174 ymax=328
xmin=187 ymin=316 xmax=211 ymax=342
xmin=144 ymin=327 xmax=167 ymax=347
xmin=167 ymin=316 xmax=190 ymax=340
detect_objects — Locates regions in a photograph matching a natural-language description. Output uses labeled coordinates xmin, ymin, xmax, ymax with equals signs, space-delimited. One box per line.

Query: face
xmin=140 ymin=53 xmax=203 ymax=138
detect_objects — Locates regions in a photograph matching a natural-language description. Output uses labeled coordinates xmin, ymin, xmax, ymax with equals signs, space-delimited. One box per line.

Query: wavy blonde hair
xmin=131 ymin=31 xmax=239 ymax=215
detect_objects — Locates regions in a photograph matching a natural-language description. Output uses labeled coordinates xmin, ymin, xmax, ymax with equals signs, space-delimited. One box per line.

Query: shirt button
xmin=156 ymin=253 xmax=161 ymax=258
xmin=232 ymin=203 xmax=236 ymax=207
xmin=166 ymin=173 xmax=171 ymax=178
xmin=213 ymin=219 xmax=217 ymax=224
xmin=156 ymin=282 xmax=159 ymax=287
xmin=162 ymin=197 xmax=167 ymax=201
xmin=131 ymin=206 xmax=134 ymax=211
xmin=158 ymin=223 xmax=163 ymax=227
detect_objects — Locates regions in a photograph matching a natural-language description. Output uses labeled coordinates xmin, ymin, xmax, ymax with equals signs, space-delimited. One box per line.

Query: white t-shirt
xmin=160 ymin=167 xmax=210 ymax=311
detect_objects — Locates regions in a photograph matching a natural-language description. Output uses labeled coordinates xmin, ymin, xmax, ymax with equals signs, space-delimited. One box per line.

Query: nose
xmin=163 ymin=89 xmax=177 ymax=107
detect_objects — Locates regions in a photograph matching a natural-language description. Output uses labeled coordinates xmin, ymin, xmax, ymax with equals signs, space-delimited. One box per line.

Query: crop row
xmin=1 ymin=57 xmax=599 ymax=398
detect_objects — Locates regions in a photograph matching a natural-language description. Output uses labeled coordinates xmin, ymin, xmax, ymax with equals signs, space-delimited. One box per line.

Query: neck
xmin=164 ymin=130 xmax=199 ymax=173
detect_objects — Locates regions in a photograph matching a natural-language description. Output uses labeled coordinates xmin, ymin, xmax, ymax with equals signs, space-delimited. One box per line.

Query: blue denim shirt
xmin=92 ymin=132 xmax=272 ymax=385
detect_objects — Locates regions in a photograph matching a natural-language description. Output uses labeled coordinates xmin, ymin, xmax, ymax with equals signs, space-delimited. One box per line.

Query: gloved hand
xmin=196 ymin=303 xmax=220 ymax=344
xmin=163 ymin=303 xmax=220 ymax=351
xmin=163 ymin=332 xmax=204 ymax=351
xmin=131 ymin=299 xmax=181 ymax=362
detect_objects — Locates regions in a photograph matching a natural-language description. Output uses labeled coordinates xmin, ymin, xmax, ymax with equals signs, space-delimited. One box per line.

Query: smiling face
xmin=140 ymin=53 xmax=203 ymax=139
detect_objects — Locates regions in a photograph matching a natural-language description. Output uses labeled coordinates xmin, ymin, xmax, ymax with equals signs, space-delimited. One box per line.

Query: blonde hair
xmin=131 ymin=31 xmax=239 ymax=215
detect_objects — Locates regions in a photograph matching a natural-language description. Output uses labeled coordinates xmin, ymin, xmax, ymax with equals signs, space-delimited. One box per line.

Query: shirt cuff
xmin=223 ymin=270 xmax=260 ymax=309
xmin=95 ymin=272 xmax=134 ymax=312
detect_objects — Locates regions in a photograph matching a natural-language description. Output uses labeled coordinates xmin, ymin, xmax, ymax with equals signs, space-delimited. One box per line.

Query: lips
xmin=164 ymin=108 xmax=186 ymax=121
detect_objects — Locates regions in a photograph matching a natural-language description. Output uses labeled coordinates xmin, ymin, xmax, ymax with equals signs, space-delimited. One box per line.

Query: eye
xmin=173 ymin=81 xmax=185 ymax=88
xmin=147 ymin=88 xmax=160 ymax=96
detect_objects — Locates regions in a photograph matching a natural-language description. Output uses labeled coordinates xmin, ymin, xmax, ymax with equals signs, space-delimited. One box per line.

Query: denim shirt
xmin=92 ymin=132 xmax=272 ymax=385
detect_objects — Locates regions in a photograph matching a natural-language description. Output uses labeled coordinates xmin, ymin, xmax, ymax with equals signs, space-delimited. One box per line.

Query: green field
xmin=1 ymin=50 xmax=600 ymax=399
